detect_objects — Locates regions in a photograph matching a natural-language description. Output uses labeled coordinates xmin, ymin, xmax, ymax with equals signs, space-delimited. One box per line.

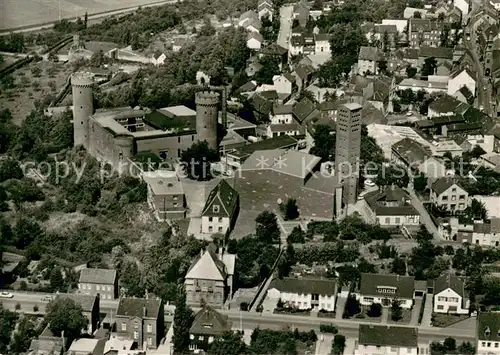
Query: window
xmin=147 ymin=337 xmax=153 ymax=346
xmin=209 ymin=217 xmax=213 ymax=222
xmin=208 ymin=226 xmax=213 ymax=232
xmin=178 ymin=136 xmax=181 ymax=143
xmin=134 ymin=321 xmax=139 ymax=329
xmin=173 ymin=196 xmax=178 ymax=201
xmin=96 ymin=285 xmax=100 ymax=291
xmin=107 ymin=286 xmax=111 ymax=291
xmin=451 ymin=195 xmax=456 ymax=201
xmin=218 ymin=226 xmax=223 ymax=232
xmin=173 ymin=202 xmax=178 ymax=207
xmin=495 ymin=343 xmax=499 ymax=348
xmin=438 ymin=296 xmax=447 ymax=301
xmin=488 ymin=342 xmax=491 ymax=347
xmin=395 ymin=217 xmax=400 ymax=224
xmin=442 ymin=196 xmax=448 ymax=201
xmin=121 ymin=323 xmax=127 ymax=331
xmin=134 ymin=331 xmax=139 ymax=340
xmin=199 ymin=336 xmax=204 ymax=341
xmin=452 ymin=188 xmax=456 ymax=192
xmin=482 ymin=342 xmax=486 ymax=347
xmin=437 ymin=305 xmax=444 ymax=310
xmin=385 ymin=217 xmax=390 ymax=224
xmin=219 ymin=217 xmax=223 ymax=222
xmin=147 ymin=324 xmax=153 ymax=333
xmin=459 ymin=195 xmax=465 ymax=200
xmin=213 ymin=205 xmax=220 ymax=213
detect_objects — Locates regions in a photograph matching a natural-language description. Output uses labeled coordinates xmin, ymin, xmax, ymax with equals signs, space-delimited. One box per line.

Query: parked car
xmin=41 ymin=295 xmax=53 ymax=302
xmin=364 ymin=179 xmax=376 ymax=187
xmin=0 ymin=292 xmax=13 ymax=298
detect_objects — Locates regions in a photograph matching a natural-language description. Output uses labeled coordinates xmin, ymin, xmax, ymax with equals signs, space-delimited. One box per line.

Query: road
xmin=406 ymin=187 xmax=441 ymax=241
xmin=0 ymin=0 xmax=179 ymax=34
xmin=277 ymin=5 xmax=293 ymax=50
xmin=464 ymin=0 xmax=495 ymax=117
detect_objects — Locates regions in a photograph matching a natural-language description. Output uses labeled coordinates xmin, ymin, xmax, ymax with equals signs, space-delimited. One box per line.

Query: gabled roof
xmin=450 ymin=67 xmax=475 ymax=80
xmin=359 ymin=46 xmax=380 ymax=61
xmin=269 ymin=122 xmax=304 ymax=133
xmin=455 ymin=85 xmax=475 ymax=104
xmin=269 ymin=277 xmax=337 ymax=296
xmin=248 ymin=31 xmax=264 ymax=43
xmin=293 ymin=97 xmax=318 ymax=123
xmin=359 ymin=273 xmax=415 ymax=299
xmin=273 ymin=104 xmax=294 ymax=115
xmin=190 ymin=305 xmax=232 ymax=335
xmin=419 ymin=46 xmax=454 ymax=60
xmin=364 ymin=186 xmax=418 ymax=216
xmin=294 ymin=63 xmax=315 ymax=79
xmin=433 ymin=273 xmax=466 ymax=298
xmin=429 ymin=95 xmax=462 ymax=113
xmin=116 ymin=297 xmax=162 ymax=319
xmin=202 ymin=179 xmax=238 ymax=218
xmin=374 ymin=24 xmax=398 ymax=34
xmin=79 ymin=268 xmax=116 ymax=285
xmin=236 ymin=80 xmax=258 ymax=94
xmin=260 ymin=43 xmax=288 ymax=56
xmin=185 ymin=249 xmax=227 ymax=281
xmin=478 ymin=313 xmax=500 ymax=341
xmin=359 ymin=325 xmax=418 ymax=348
xmin=391 ymin=137 xmax=431 ymax=166
xmin=431 ymin=177 xmax=465 ymax=195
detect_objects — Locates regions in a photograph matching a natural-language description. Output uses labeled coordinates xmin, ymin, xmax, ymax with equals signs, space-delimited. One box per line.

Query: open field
xmin=0 ymin=0 xmax=172 ymax=30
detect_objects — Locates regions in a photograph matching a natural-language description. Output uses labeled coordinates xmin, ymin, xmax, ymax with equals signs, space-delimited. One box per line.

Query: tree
xmin=0 ymin=158 xmax=23 ymax=182
xmin=255 ymin=211 xmax=281 ymax=244
xmin=414 ymin=173 xmax=427 ymax=193
xmin=382 ymin=31 xmax=390 ymax=52
xmin=343 ymin=295 xmax=361 ymax=317
xmin=208 ymin=331 xmax=247 ymax=355
xmin=457 ymin=342 xmax=475 ymax=355
xmin=391 ymin=256 xmax=407 ymax=275
xmin=255 ymin=56 xmax=280 ymax=85
xmin=282 ymin=198 xmax=299 ymax=220
xmin=413 ymin=11 xmax=422 ymax=18
xmin=332 ymin=334 xmax=346 ymax=355
xmin=406 ymin=66 xmax=417 ymax=78
xmin=13 ymin=217 xmax=43 ymax=250
xmin=173 ymin=285 xmax=194 ymax=353
xmin=443 ymin=337 xmax=456 ymax=352
xmin=378 ymin=60 xmax=388 ymax=74
xmin=375 ymin=165 xmax=409 ymax=188
xmin=421 ymin=57 xmax=437 ymax=76
xmin=367 ymin=303 xmax=382 ymax=317
xmin=84 ymin=12 xmax=88 ymax=28
xmin=180 ymin=141 xmax=219 ymax=181
xmin=310 ymin=124 xmax=335 ymax=161
xmin=46 ymin=298 xmax=88 ymax=340
xmin=390 ymin=299 xmax=402 ymax=321
xmin=287 ymin=226 xmax=306 ymax=244
xmin=50 ymin=267 xmax=64 ymax=292
xmin=471 ymin=145 xmax=486 ymax=158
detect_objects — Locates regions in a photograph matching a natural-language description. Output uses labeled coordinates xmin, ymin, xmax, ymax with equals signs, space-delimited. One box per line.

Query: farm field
xmin=1 ymin=0 xmax=170 ymax=30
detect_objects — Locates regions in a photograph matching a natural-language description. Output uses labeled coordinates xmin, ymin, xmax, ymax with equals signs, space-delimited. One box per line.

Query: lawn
xmin=388 ymin=308 xmax=412 ymax=325
xmin=431 ymin=313 xmax=469 ymax=328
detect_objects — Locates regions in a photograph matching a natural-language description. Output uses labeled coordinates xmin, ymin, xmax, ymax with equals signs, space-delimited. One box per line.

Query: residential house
xmin=115 ymin=297 xmax=164 ymax=350
xmin=201 ymin=179 xmax=239 ymax=235
xmin=68 ymin=338 xmax=106 ymax=355
xmin=382 ymin=19 xmax=408 ymax=34
xmin=453 ymin=85 xmax=475 ymax=104
xmin=143 ymin=172 xmax=186 ymax=221
xmin=366 ymin=24 xmax=398 ymax=49
xmin=289 ymin=35 xmax=304 ymax=56
xmin=78 ymin=268 xmax=118 ymax=300
xmin=356 ymin=273 xmax=416 ymax=309
xmin=103 ymin=334 xmax=139 ymax=355
xmin=355 ymin=325 xmax=419 ymax=355
xmin=433 ymin=140 xmax=463 ymax=157
xmin=433 ymin=273 xmax=469 ymax=314
xmin=357 ymin=46 xmax=380 ymax=75
xmin=416 ymin=46 xmax=453 ymax=65
xmin=189 ymin=306 xmax=232 ymax=351
xmin=430 ymin=177 xmax=469 ymax=212
xmin=272 ymin=73 xmax=295 ymax=94
xmin=61 ymin=294 xmax=100 ymax=334
xmin=476 ymin=312 xmax=500 ymax=355
xmin=28 ymin=325 xmax=65 ymax=355
xmin=259 ymin=43 xmax=288 ymax=67
xmin=303 ymin=32 xmax=316 ymax=55
xmin=409 ymin=19 xmax=443 ymax=48
xmin=427 ymin=95 xmax=464 ymax=118
xmin=270 ymin=105 xmax=294 ymax=124
xmin=454 ymin=0 xmax=470 ymax=20
xmin=247 ymin=31 xmax=264 ymax=50
xmin=404 ymin=7 xmax=429 ymax=19
xmin=471 ymin=219 xmax=500 ymax=247
xmin=314 ymin=33 xmax=331 ymax=54
xmin=239 ymin=11 xmax=261 ymax=32
xmin=293 ymin=0 xmax=309 ymax=27
xmin=151 ymin=52 xmax=166 ymax=66
xmin=184 ymin=246 xmax=235 ymax=308
xmin=364 ymin=185 xmax=420 ymax=226
xmin=246 ymin=56 xmax=263 ymax=77
xmin=397 ymin=78 xmax=448 ymax=94
xmin=293 ymin=97 xmax=320 ymax=124
xmin=258 ymin=0 xmax=274 ymax=21
xmin=251 ymin=91 xmax=275 ymax=120
xmin=267 ymin=277 xmax=337 ymax=311
xmin=293 ymin=63 xmax=315 ymax=91
xmin=391 ymin=138 xmax=447 ymax=179
xmin=267 ymin=123 xmax=304 ymax=138
xmin=447 ymin=68 xmax=476 ymax=97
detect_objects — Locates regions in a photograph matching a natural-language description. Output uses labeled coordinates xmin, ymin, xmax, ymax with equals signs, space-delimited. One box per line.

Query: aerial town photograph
xmin=0 ymin=0 xmax=500 ymax=353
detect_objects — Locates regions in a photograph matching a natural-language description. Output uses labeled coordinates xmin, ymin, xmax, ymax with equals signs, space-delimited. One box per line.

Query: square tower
xmin=335 ymin=102 xmax=362 ymax=207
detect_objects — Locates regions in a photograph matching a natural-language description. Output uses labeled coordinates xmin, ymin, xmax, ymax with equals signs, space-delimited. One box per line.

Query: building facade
xmin=430 ymin=178 xmax=469 ymax=212
xmin=201 ymin=180 xmax=239 ymax=235
xmin=477 ymin=313 xmax=500 ymax=355
xmin=433 ymin=273 xmax=469 ymax=314
xmin=143 ymin=172 xmax=186 ymax=220
xmin=189 ymin=306 xmax=232 ymax=351
xmin=356 ymin=273 xmax=415 ymax=309
xmin=355 ymin=325 xmax=419 ymax=355
xmin=78 ymin=268 xmax=118 ymax=300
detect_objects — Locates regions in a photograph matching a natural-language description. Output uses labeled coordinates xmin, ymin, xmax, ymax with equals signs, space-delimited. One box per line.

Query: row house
xmin=357 ymin=46 xmax=381 ymax=75
xmin=408 ymin=19 xmax=444 ymax=48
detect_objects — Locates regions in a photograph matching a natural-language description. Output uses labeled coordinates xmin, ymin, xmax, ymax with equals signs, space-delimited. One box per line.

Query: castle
xmin=71 ymin=72 xmax=220 ymax=172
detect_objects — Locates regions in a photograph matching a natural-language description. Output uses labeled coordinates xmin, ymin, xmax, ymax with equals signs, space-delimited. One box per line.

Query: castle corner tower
xmin=71 ymin=72 xmax=94 ymax=149
xmin=195 ymin=91 xmax=220 ymax=151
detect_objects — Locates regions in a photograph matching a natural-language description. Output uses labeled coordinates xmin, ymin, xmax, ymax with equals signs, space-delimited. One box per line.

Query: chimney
xmin=391 ymin=184 xmax=395 ymax=190
xmin=143 ymin=305 xmax=147 ymax=317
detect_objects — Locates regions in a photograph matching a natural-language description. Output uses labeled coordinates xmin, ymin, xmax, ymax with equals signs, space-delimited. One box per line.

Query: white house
xmin=258 ymin=0 xmax=274 ymax=21
xmin=356 ymin=273 xmax=416 ymax=309
xmin=355 ymin=325 xmax=419 ymax=355
xmin=289 ymin=35 xmax=304 ymax=56
xmin=403 ymin=7 xmax=429 ymax=19
xmin=239 ymin=10 xmax=261 ymax=32
xmin=397 ymin=78 xmax=448 ymax=94
xmin=430 ymin=178 xmax=469 ymax=213
xmin=200 ymin=180 xmax=239 ymax=235
xmin=447 ymin=68 xmax=476 ymax=97
xmin=477 ymin=312 xmax=500 ymax=355
xmin=266 ymin=123 xmax=304 ymax=138
xmin=471 ymin=219 xmax=500 ymax=247
xmin=151 ymin=52 xmax=166 ymax=66
xmin=357 ymin=46 xmax=380 ymax=75
xmin=272 ymin=73 xmax=294 ymax=94
xmin=433 ymin=273 xmax=469 ymax=314
xmin=247 ymin=31 xmax=264 ymax=50
xmin=382 ymin=19 xmax=408 ymax=33
xmin=454 ymin=0 xmax=470 ymax=18
xmin=267 ymin=277 xmax=337 ymax=312
xmin=270 ymin=105 xmax=294 ymax=124
xmin=314 ymin=33 xmax=331 ymax=54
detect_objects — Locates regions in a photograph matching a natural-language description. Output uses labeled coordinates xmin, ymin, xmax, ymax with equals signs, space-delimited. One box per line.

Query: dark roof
xmin=293 ymin=97 xmax=318 ymax=123
xmin=79 ymin=268 xmax=116 ymax=284
xmin=359 ymin=325 xmax=418 ymax=348
xmin=60 ymin=294 xmax=97 ymax=312
xmin=359 ymin=46 xmax=380 ymax=61
xmin=359 ymin=273 xmax=415 ymax=299
xmin=236 ymin=81 xmax=257 ymax=94
xmin=269 ymin=277 xmax=337 ymax=295
xmin=457 ymin=86 xmax=474 ymax=104
xmin=259 ymin=43 xmax=288 ymax=56
xmin=391 ymin=138 xmax=430 ymax=167
xmin=315 ymin=33 xmax=331 ymax=41
xmin=429 ymin=95 xmax=462 ymax=113
xmin=478 ymin=313 xmax=500 ymax=341
xmin=252 ymin=92 xmax=274 ymax=115
xmin=291 ymin=35 xmax=305 ymax=47
xmin=364 ymin=186 xmax=419 ymax=217
xmin=202 ymin=180 xmax=239 ymax=218
xmin=190 ymin=306 xmax=231 ymax=335
xmin=294 ymin=64 xmax=315 ymax=79
xmin=273 ymin=105 xmax=294 ymax=115
xmin=419 ymin=46 xmax=453 ymax=60
xmin=374 ymin=24 xmax=398 ymax=34
xmin=433 ymin=273 xmax=466 ymax=298
xmin=117 ymin=298 xmax=162 ymax=319
xmin=231 ymin=135 xmax=298 ymax=158
xmin=430 ymin=177 xmax=462 ymax=195
xmin=144 ymin=110 xmax=195 ymax=131
xmin=403 ymin=48 xmax=419 ymax=60
xmin=269 ymin=122 xmax=305 ymax=133
xmin=450 ymin=67 xmax=475 ymax=80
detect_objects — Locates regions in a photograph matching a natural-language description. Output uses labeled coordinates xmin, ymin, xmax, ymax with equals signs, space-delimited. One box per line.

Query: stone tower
xmin=335 ymin=102 xmax=362 ymax=208
xmin=195 ymin=91 xmax=219 ymax=151
xmin=71 ymin=72 xmax=94 ymax=149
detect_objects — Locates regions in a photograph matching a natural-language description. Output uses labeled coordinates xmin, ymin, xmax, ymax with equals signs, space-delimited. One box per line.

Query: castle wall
xmin=135 ymin=132 xmax=197 ymax=159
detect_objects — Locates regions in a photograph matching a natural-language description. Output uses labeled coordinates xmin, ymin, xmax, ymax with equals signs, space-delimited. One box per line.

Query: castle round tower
xmin=195 ymin=91 xmax=220 ymax=151
xmin=71 ymin=72 xmax=94 ymax=149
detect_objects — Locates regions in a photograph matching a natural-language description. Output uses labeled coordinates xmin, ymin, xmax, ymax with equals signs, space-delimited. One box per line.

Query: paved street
xmin=277 ymin=5 xmax=293 ymax=50
xmin=407 ymin=187 xmax=441 ymax=241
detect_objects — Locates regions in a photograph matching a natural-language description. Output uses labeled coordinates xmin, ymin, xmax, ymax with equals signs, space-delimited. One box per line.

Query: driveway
xmin=420 ymin=294 xmax=433 ymax=328
xmin=277 ymin=5 xmax=293 ymax=49
xmin=406 ymin=187 xmax=441 ymax=241
xmin=410 ymin=297 xmax=423 ymax=326
xmin=315 ymin=334 xmax=333 ymax=355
